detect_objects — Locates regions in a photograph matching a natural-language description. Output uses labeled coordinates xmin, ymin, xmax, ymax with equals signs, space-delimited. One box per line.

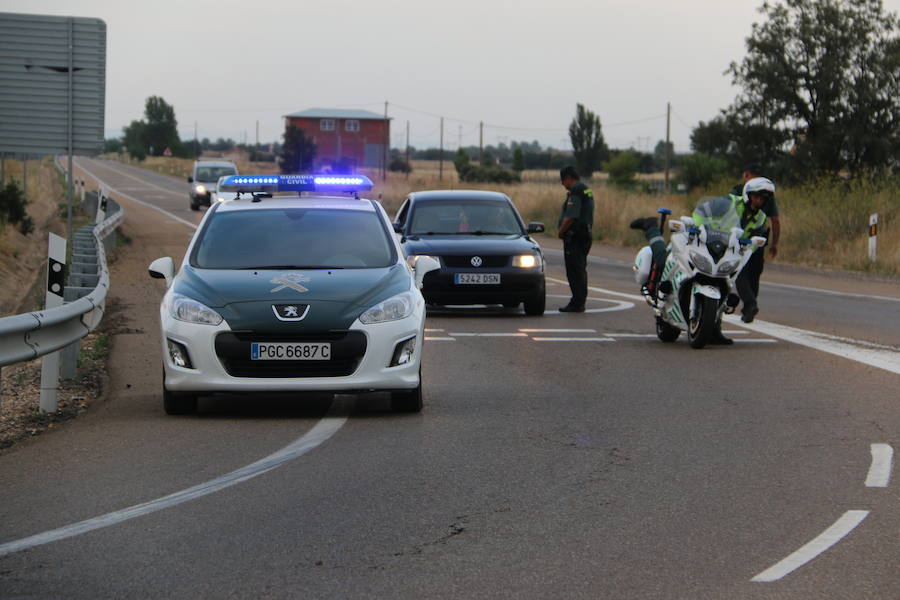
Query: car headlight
xmin=405 ymin=254 xmax=439 ymax=269
xmin=718 ymin=259 xmax=740 ymax=275
xmin=512 ymin=253 xmax=542 ymax=268
xmin=194 ymin=184 xmax=207 ymax=195
xmin=359 ymin=291 xmax=414 ymax=324
xmin=169 ymin=293 xmax=223 ymax=325
xmin=688 ymin=250 xmax=714 ymax=274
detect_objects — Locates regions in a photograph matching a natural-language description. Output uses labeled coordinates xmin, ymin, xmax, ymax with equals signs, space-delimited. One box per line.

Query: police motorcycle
xmin=633 ymin=208 xmax=767 ymax=348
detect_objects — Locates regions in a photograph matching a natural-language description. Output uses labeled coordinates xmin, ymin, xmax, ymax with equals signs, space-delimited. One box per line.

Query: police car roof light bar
xmin=218 ymin=174 xmax=374 ymax=195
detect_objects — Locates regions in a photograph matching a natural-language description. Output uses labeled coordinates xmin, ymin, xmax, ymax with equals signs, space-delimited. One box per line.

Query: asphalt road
xmin=0 ymin=159 xmax=897 ymax=599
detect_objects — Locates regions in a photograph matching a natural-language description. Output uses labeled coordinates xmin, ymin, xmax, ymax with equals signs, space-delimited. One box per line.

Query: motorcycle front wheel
xmin=656 ymin=317 xmax=680 ymax=342
xmin=688 ymin=295 xmax=717 ymax=349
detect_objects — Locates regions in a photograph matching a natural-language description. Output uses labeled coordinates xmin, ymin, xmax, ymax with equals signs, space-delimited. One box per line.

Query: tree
xmin=512 ymin=147 xmax=525 ymax=172
xmin=279 ymin=125 xmax=316 ymax=173
xmin=605 ymin=151 xmax=640 ymax=187
xmin=568 ymin=104 xmax=608 ymax=178
xmin=679 ymin=153 xmax=732 ymax=190
xmin=143 ymin=96 xmax=181 ymax=157
xmin=453 ymin=148 xmax=470 ymax=174
xmin=653 ymin=140 xmax=675 ymax=172
xmin=725 ymin=0 xmax=899 ymax=178
xmin=122 ymin=119 xmax=148 ymax=160
xmin=0 ymin=180 xmax=33 ymax=235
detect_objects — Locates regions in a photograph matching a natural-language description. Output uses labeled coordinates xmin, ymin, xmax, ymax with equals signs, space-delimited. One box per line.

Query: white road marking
xmin=449 ymin=332 xmax=528 ymax=337
xmin=723 ymin=314 xmax=900 ymax=376
xmin=74 ymin=159 xmax=199 ymax=230
xmin=89 ymin=158 xmax=186 ymax=198
xmin=0 ymin=398 xmax=353 ymax=557
xmin=763 ymin=281 xmax=900 ymax=303
xmin=544 ymin=292 xmax=634 ymax=314
xmin=733 ymin=339 xmax=778 ymax=343
xmin=425 ymin=337 xmax=455 ymax=341
xmin=518 ymin=328 xmax=597 ymax=333
xmin=424 ymin=328 xmax=445 ymax=332
xmin=751 ymin=510 xmax=869 ymax=582
xmin=721 ymin=330 xmax=749 ymax=335
xmin=532 ymin=337 xmax=613 ymax=342
xmin=605 ymin=333 xmax=658 ymax=338
xmin=865 ymin=443 xmax=893 ymax=488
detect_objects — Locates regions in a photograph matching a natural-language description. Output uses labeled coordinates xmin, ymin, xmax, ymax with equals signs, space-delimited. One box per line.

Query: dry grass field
xmin=109 ymin=154 xmax=899 ymax=277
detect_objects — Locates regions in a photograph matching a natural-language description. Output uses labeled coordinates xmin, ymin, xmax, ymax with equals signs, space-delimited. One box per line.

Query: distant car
xmin=188 ymin=160 xmax=238 ymax=210
xmin=394 ymin=190 xmax=546 ymax=315
xmin=149 ymin=174 xmax=439 ymax=415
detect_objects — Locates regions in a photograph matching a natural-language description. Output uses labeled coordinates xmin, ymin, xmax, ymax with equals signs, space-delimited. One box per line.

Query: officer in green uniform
xmin=557 ymin=166 xmax=594 ymax=312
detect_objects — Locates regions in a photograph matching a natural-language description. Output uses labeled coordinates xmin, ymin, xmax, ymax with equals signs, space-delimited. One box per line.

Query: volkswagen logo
xmin=470 ymin=256 xmax=483 ymax=267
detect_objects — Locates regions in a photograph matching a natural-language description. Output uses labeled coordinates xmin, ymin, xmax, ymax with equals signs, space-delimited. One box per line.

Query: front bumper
xmin=160 ymin=308 xmax=424 ymax=395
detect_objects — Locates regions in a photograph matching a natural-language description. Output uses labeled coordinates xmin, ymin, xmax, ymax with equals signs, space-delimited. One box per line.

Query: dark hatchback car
xmin=394 ymin=190 xmax=546 ymax=315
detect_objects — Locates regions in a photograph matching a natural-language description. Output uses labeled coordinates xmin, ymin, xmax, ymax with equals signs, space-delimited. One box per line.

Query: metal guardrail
xmin=0 ymin=199 xmax=124 ymax=368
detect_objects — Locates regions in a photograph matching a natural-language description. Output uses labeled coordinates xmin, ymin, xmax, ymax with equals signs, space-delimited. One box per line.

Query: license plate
xmin=251 ymin=342 xmax=331 ymax=360
xmin=455 ymin=273 xmax=501 ymax=284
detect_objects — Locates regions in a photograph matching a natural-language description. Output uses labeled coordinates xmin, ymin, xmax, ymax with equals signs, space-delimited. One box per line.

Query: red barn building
xmin=283 ymin=108 xmax=390 ymax=172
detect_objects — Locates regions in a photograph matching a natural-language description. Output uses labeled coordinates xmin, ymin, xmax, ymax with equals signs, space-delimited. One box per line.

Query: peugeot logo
xmin=470 ymin=256 xmax=483 ymax=267
xmin=272 ymin=304 xmax=310 ymax=321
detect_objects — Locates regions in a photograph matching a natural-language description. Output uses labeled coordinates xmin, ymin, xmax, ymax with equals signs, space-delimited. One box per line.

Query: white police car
xmin=148 ymin=174 xmax=439 ymax=414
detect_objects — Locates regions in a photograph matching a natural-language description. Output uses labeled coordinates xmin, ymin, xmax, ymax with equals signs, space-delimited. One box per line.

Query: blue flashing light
xmin=218 ymin=174 xmax=373 ymax=194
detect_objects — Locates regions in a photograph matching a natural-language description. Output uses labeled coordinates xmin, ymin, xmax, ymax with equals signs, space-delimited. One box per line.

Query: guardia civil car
xmin=149 ymin=174 xmax=439 ymax=415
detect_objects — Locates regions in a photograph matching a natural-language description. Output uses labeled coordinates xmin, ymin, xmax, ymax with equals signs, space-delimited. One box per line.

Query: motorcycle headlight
xmin=718 ymin=259 xmax=740 ymax=275
xmin=689 ymin=250 xmax=714 ymax=274
xmin=359 ymin=292 xmax=414 ymax=324
xmin=512 ymin=253 xmax=542 ymax=268
xmin=194 ymin=184 xmax=207 ymax=195
xmin=169 ymin=293 xmax=223 ymax=325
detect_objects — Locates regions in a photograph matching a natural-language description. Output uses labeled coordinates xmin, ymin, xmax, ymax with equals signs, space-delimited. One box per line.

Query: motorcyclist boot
xmin=709 ymin=325 xmax=734 ymax=345
xmin=630 ymin=217 xmax=658 ymax=231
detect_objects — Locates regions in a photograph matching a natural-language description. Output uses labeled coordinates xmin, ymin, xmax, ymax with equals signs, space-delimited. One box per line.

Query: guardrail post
xmin=39 ymin=233 xmax=67 ymax=413
xmin=868 ymin=214 xmax=877 ymax=262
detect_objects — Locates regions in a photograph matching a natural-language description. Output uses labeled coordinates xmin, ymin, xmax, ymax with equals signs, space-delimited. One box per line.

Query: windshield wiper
xmin=461 ymin=230 xmax=516 ymax=236
xmin=410 ymin=231 xmax=455 ymax=236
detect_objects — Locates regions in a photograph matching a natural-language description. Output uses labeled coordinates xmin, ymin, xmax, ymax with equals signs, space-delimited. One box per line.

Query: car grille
xmin=215 ymin=331 xmax=367 ymax=378
xmin=441 ymin=255 xmax=509 ymax=268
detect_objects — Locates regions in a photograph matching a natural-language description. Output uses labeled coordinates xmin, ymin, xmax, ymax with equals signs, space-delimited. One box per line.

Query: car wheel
xmin=391 ymin=370 xmax=423 ymax=413
xmin=523 ymin=289 xmax=546 ymax=316
xmin=163 ymin=372 xmax=198 ymax=415
xmin=189 ymin=197 xmax=199 ymax=211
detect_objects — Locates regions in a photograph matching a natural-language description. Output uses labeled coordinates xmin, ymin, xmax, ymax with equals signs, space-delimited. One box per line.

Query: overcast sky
xmin=4 ymin=0 xmax=900 ymax=153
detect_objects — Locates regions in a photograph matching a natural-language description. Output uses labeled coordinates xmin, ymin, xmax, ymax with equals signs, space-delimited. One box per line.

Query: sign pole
xmin=868 ymin=214 xmax=878 ymax=262
xmin=39 ymin=233 xmax=67 ymax=413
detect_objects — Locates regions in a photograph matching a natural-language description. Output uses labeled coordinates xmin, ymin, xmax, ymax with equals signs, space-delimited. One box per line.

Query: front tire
xmin=523 ymin=289 xmax=546 ymax=316
xmin=688 ymin=295 xmax=717 ymax=349
xmin=163 ymin=372 xmax=198 ymax=415
xmin=391 ymin=368 xmax=423 ymax=413
xmin=189 ymin=197 xmax=199 ymax=211
xmin=655 ymin=317 xmax=680 ymax=342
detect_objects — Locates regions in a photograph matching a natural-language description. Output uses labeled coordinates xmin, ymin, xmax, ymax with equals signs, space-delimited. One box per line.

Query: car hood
xmin=402 ymin=234 xmax=540 ymax=256
xmin=172 ymin=264 xmax=411 ymax=331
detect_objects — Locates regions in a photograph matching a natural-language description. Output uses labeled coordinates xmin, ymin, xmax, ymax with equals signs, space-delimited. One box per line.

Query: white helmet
xmin=742 ymin=177 xmax=775 ymax=205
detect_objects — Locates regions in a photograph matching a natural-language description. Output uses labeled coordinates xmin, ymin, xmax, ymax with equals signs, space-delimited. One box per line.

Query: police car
xmin=148 ymin=174 xmax=439 ymax=415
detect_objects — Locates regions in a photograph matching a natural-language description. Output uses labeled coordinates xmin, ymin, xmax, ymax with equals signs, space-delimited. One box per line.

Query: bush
xmin=389 ymin=157 xmax=411 ymax=173
xmin=680 ymin=153 xmax=732 ymax=190
xmin=457 ymin=165 xmax=521 ymax=184
xmin=0 ymin=180 xmax=33 ymax=235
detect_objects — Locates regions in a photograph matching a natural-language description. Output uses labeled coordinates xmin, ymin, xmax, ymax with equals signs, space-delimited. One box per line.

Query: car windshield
xmin=192 ymin=207 xmax=395 ymax=269
xmin=195 ymin=166 xmax=237 ymax=182
xmin=409 ymin=199 xmax=522 ymax=235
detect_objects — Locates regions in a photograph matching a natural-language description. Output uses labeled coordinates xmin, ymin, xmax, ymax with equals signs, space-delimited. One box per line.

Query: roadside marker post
xmin=868 ymin=214 xmax=877 ymax=262
xmin=39 ymin=233 xmax=67 ymax=413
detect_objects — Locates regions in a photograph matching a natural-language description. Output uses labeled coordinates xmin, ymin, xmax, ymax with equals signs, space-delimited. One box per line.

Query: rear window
xmin=192 ymin=208 xmax=396 ymax=269
xmin=195 ymin=166 xmax=237 ymax=182
xmin=410 ymin=199 xmax=523 ymax=235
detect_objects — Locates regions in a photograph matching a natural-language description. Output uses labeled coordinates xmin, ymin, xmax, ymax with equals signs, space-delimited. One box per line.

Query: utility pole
xmin=194 ymin=121 xmax=198 ymax=156
xmin=382 ymin=101 xmax=389 ymax=182
xmin=664 ymin=102 xmax=671 ymax=194
xmin=479 ymin=121 xmax=484 ymax=164
xmin=439 ymin=117 xmax=444 ymax=181
xmin=255 ymin=120 xmax=259 ymax=146
xmin=458 ymin=124 xmax=462 ymax=149
xmin=405 ymin=120 xmax=410 ymax=179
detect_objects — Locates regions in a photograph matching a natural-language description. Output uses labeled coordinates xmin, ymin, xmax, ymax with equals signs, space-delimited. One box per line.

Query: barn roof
xmin=284 ymin=108 xmax=388 ymax=120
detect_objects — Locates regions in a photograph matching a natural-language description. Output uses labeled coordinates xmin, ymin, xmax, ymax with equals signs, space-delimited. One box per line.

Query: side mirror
xmin=681 ymin=216 xmax=695 ymax=227
xmin=751 ymin=236 xmax=767 ymax=248
xmin=527 ymin=222 xmax=545 ymax=234
xmin=413 ymin=256 xmax=440 ymax=289
xmin=669 ymin=220 xmax=684 ymax=232
xmin=392 ymin=221 xmax=403 ymax=234
xmin=187 ymin=176 xmax=193 ymax=183
xmin=148 ymin=257 xmax=175 ymax=287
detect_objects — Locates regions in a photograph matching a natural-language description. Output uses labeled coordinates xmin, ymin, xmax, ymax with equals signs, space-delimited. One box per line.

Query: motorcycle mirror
xmin=751 ymin=236 xmax=767 ymax=247
xmin=681 ymin=216 xmax=695 ymax=227
xmin=669 ymin=220 xmax=684 ymax=232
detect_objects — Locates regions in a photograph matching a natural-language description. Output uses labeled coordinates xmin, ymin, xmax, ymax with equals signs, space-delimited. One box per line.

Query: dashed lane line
xmin=866 ymin=443 xmax=893 ymax=488
xmin=532 ymin=337 xmax=613 ymax=342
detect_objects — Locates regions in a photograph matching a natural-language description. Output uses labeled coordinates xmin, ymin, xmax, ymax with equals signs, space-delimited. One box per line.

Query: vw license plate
xmin=251 ymin=342 xmax=331 ymax=360
xmin=455 ymin=273 xmax=501 ymax=284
